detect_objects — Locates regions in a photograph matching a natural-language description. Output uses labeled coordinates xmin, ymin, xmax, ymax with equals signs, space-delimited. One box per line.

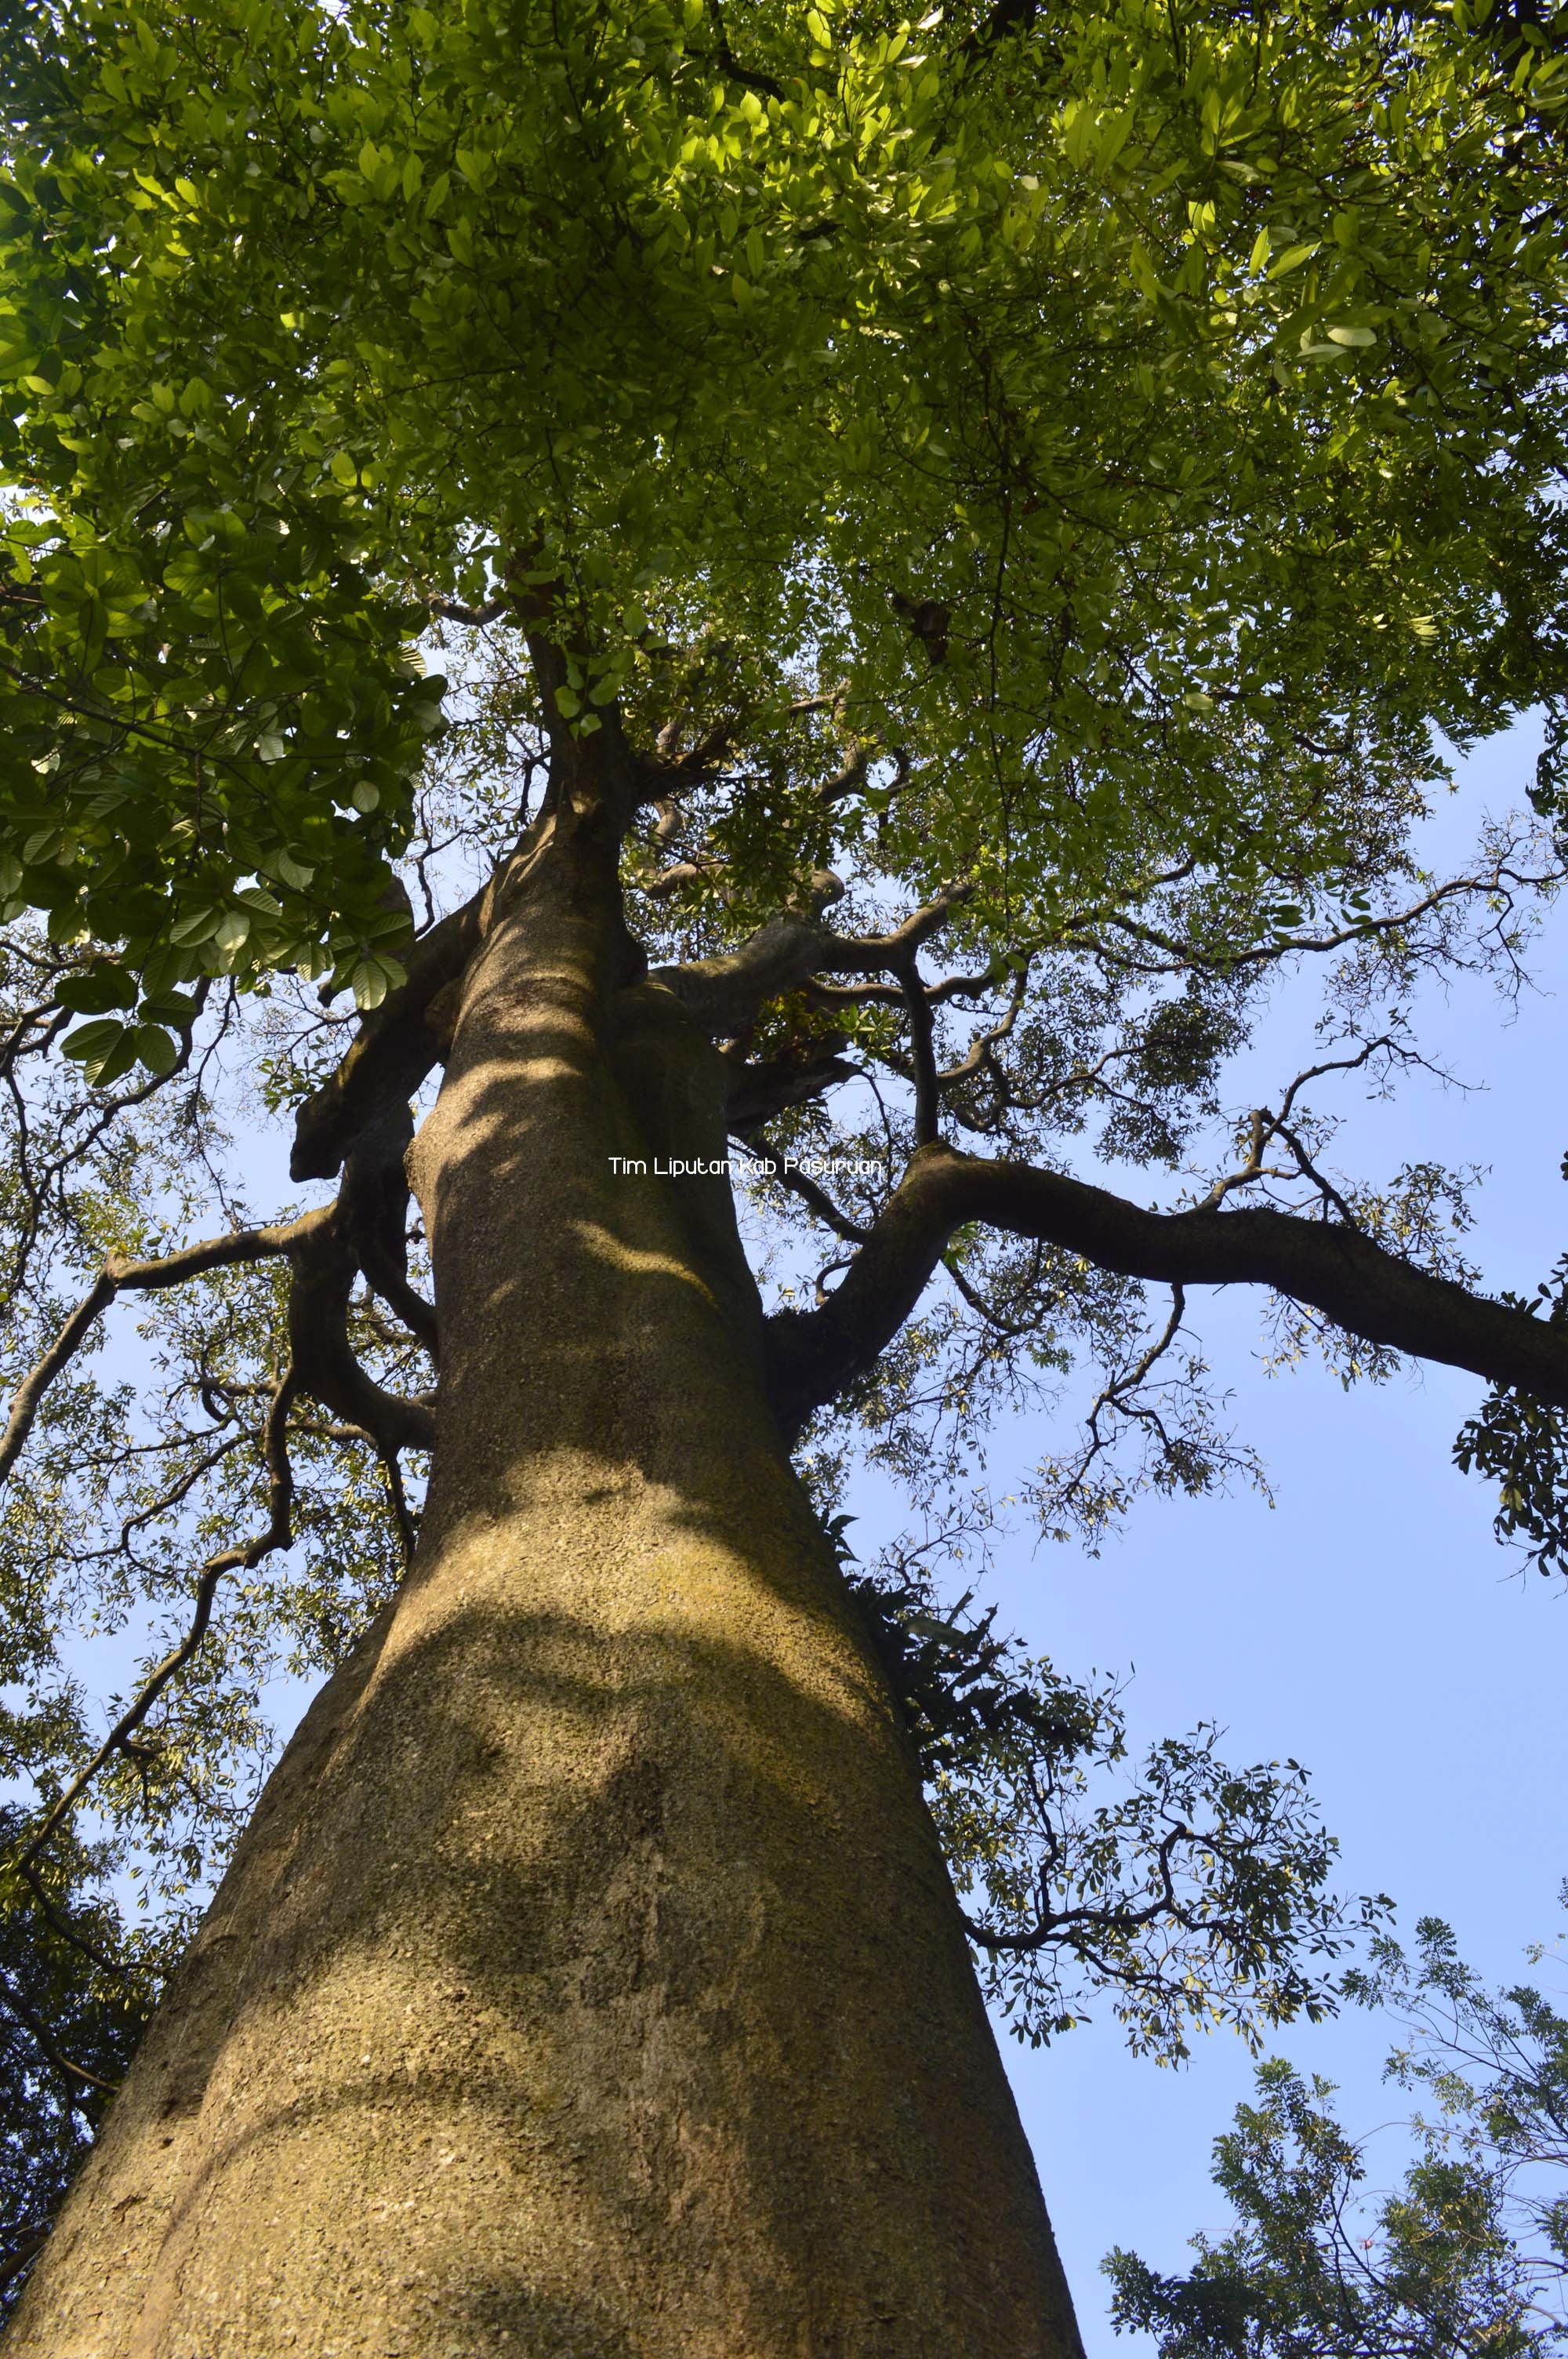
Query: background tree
xmin=0 ymin=0 xmax=1566 ymax=2350
xmin=1105 ymin=1907 xmax=1568 ymax=2359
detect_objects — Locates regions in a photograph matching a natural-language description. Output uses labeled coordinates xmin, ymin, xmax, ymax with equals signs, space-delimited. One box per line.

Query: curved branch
xmin=0 ymin=1214 xmax=318 ymax=1491
xmin=762 ymin=1143 xmax=1568 ymax=1439
xmin=289 ymin=881 xmax=493 ymax=1180
xmin=337 ymin=1103 xmax=439 ymax=1364
xmin=287 ymin=1200 xmax=437 ymax=1456
xmin=18 ymin=1369 xmax=299 ymax=1890
xmin=650 ymin=884 xmax=971 ymax=1038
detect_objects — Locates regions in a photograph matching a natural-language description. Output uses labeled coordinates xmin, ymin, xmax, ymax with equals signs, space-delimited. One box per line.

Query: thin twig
xmin=19 ymin=1370 xmax=299 ymax=1894
xmin=0 ymin=1212 xmax=323 ymax=1490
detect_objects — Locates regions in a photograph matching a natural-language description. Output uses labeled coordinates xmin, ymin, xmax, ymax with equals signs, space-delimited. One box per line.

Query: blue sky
xmin=935 ymin=720 xmax=1568 ymax=2348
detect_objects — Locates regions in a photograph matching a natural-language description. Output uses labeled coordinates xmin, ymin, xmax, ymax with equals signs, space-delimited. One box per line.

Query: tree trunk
xmin=9 ymin=794 xmax=1085 ymax=2357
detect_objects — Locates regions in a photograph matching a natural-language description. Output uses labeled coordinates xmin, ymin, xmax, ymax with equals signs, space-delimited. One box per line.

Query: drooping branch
xmin=16 ymin=1367 xmax=299 ymax=1944
xmin=762 ymin=1142 xmax=1568 ymax=1439
xmin=1041 ymin=1285 xmax=1191 ymax=1525
xmin=336 ymin=1102 xmax=439 ymax=1363
xmin=287 ymin=1193 xmax=436 ymax=1456
xmin=0 ymin=1213 xmax=318 ymax=1491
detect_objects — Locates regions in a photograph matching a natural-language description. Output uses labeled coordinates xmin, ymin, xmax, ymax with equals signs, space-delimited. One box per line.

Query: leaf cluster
xmin=1106 ymin=1906 xmax=1568 ymax=2359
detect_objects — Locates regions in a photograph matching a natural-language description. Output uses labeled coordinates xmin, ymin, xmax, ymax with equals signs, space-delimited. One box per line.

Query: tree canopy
xmin=1105 ymin=1909 xmax=1568 ymax=2359
xmin=3 ymin=0 xmax=1566 ymax=1041
xmin=2 ymin=0 xmax=1568 ymax=2330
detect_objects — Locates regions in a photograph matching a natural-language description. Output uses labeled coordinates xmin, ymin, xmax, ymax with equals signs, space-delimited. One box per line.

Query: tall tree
xmin=1105 ymin=1909 xmax=1568 ymax=2359
xmin=0 ymin=0 xmax=1566 ymax=2348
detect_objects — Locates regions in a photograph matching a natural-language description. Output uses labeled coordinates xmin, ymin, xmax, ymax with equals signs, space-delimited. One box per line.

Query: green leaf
xmin=169 ymin=909 xmax=223 ymax=947
xmin=61 ymin=1020 xmax=140 ymax=1087
xmin=350 ymin=953 xmax=405 ymax=1010
xmin=213 ymin=911 xmax=252 ymax=956
xmin=56 ymin=964 xmax=139 ymax=1016
xmin=133 ymin=1024 xmax=179 ymax=1076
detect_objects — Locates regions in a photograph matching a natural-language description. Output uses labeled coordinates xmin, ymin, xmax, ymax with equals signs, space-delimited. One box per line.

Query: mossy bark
xmin=9 ymin=808 xmax=1085 ymax=2357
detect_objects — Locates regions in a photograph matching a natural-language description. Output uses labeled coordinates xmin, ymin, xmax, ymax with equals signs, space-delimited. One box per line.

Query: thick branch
xmin=895 ymin=961 xmax=940 ymax=1147
xmin=650 ymin=885 xmax=970 ymax=1038
xmin=288 ymin=1199 xmax=436 ymax=1456
xmin=337 ymin=1102 xmax=439 ymax=1363
xmin=762 ymin=1143 xmax=1568 ymax=1439
xmin=724 ymin=1036 xmax=858 ymax=1134
xmin=290 ymin=883 xmax=492 ymax=1180
xmin=650 ymin=914 xmax=836 ymax=1036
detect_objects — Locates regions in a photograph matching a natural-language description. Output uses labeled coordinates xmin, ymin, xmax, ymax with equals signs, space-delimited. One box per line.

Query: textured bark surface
xmin=10 ymin=809 xmax=1084 ymax=2357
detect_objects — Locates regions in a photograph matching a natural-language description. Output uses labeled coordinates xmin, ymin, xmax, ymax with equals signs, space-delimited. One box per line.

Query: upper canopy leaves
xmin=2 ymin=0 xmax=1565 ymax=1059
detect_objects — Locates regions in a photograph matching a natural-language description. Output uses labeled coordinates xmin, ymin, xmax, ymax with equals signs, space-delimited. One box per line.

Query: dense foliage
xmin=1105 ymin=1910 xmax=1568 ymax=2359
xmin=2 ymin=0 xmax=1566 ymax=1038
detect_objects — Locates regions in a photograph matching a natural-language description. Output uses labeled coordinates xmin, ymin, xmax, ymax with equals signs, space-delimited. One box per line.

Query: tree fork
xmin=9 ymin=776 xmax=1084 ymax=2357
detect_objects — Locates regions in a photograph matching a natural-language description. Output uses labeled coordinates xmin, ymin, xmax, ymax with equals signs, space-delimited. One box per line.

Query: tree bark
xmin=9 ymin=804 xmax=1083 ymax=2356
